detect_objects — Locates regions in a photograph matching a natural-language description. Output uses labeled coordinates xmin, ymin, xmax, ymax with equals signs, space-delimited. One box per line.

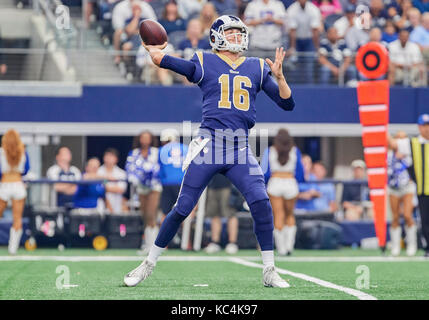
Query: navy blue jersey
xmin=188 ymin=51 xmax=273 ymax=135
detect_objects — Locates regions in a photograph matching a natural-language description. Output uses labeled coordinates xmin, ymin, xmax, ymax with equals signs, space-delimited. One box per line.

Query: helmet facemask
xmin=210 ymin=20 xmax=249 ymax=53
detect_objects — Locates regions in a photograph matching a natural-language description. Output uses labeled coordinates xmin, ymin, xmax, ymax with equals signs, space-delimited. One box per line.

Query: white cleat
xmin=204 ymin=242 xmax=221 ymax=254
xmin=123 ymin=259 xmax=155 ymax=287
xmin=263 ymin=266 xmax=290 ymax=288
xmin=225 ymin=243 xmax=238 ymax=255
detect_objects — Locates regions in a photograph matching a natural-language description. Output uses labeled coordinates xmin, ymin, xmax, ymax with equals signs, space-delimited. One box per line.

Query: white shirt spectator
xmin=287 ymin=1 xmax=322 ymax=39
xmin=112 ymin=0 xmax=157 ymax=31
xmin=344 ymin=25 xmax=369 ymax=51
xmin=177 ymin=0 xmax=207 ymax=20
xmin=97 ymin=164 xmax=127 ymax=214
xmin=47 ymin=164 xmax=82 ymax=182
xmin=333 ymin=16 xmax=358 ymax=38
xmin=244 ymin=0 xmax=287 ymax=50
xmin=46 ymin=164 xmax=82 ymax=207
xmin=388 ymin=40 xmax=423 ymax=66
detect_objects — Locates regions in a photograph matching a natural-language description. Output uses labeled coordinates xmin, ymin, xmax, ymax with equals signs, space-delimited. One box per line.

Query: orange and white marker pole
xmin=355 ymin=42 xmax=390 ymax=250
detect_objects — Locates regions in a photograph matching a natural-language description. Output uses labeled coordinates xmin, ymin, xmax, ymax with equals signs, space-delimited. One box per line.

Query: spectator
xmin=159 ymin=1 xmax=188 ymax=35
xmin=73 ymin=158 xmax=106 ymax=211
xmin=410 ymin=12 xmax=429 ymax=65
xmin=392 ymin=0 xmax=413 ymax=30
xmin=112 ymin=0 xmax=157 ymax=65
xmin=84 ymin=0 xmax=99 ymax=26
xmin=369 ymin=0 xmax=389 ymax=29
xmin=318 ymin=26 xmax=356 ymax=84
xmin=94 ymin=0 xmax=123 ymax=45
xmin=158 ymin=129 xmax=188 ymax=219
xmin=199 ymin=2 xmax=219 ymax=36
xmin=120 ymin=0 xmax=157 ymax=67
xmin=261 ymin=129 xmax=304 ymax=256
xmin=412 ymin=0 xmax=429 ymax=13
xmin=387 ymin=131 xmax=417 ymax=257
xmin=126 ymin=131 xmax=162 ymax=254
xmin=177 ymin=19 xmax=211 ymax=61
xmin=287 ymin=0 xmax=322 ymax=83
xmin=388 ymin=28 xmax=426 ymax=86
xmin=209 ymin=0 xmax=238 ymax=15
xmin=0 ymin=129 xmax=30 ymax=255
xmin=344 ymin=11 xmax=370 ymax=51
xmin=47 ymin=146 xmax=82 ymax=208
xmin=408 ymin=7 xmax=422 ymax=32
xmin=0 ymin=27 xmax=7 ymax=76
xmin=341 ymin=159 xmax=369 ymax=221
xmin=296 ymin=154 xmax=321 ymax=212
xmin=369 ymin=26 xmax=383 ymax=43
xmin=311 ymin=162 xmax=338 ymax=213
xmin=333 ymin=3 xmax=356 ymax=38
xmin=97 ymin=148 xmax=128 ymax=214
xmin=312 ymin=0 xmax=343 ymax=20
xmin=244 ymin=0 xmax=287 ymax=55
xmin=382 ymin=19 xmax=399 ymax=43
xmin=302 ymin=153 xmax=315 ymax=181
xmin=339 ymin=0 xmax=370 ymax=9
xmin=204 ymin=174 xmax=239 ymax=254
xmin=177 ymin=0 xmax=207 ymax=19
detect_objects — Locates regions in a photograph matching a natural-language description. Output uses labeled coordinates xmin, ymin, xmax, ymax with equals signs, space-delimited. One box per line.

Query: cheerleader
xmin=126 ymin=131 xmax=162 ymax=253
xmin=262 ymin=129 xmax=304 ymax=255
xmin=388 ymin=131 xmax=417 ymax=256
xmin=0 ymin=129 xmax=30 ymax=255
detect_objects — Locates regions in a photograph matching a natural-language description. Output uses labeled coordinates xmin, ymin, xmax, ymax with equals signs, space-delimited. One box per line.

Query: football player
xmin=124 ymin=15 xmax=295 ymax=288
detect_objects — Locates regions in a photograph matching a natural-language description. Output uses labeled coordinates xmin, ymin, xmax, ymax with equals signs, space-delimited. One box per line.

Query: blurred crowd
xmin=54 ymin=0 xmax=429 ymax=86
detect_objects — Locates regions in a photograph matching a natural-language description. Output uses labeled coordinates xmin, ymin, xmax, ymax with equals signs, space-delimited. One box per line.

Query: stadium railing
xmin=1 ymin=46 xmax=427 ymax=86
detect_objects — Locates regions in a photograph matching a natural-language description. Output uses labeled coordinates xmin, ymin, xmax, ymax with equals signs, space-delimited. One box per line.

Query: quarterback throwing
xmin=124 ymin=15 xmax=295 ymax=288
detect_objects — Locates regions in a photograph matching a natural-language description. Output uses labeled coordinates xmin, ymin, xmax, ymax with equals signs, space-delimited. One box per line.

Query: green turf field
xmin=1 ymin=247 xmax=428 ymax=300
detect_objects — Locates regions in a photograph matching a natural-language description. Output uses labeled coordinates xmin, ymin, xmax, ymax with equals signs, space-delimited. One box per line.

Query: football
xmin=139 ymin=19 xmax=168 ymax=46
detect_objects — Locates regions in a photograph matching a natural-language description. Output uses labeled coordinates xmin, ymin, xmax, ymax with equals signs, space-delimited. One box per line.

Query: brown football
xmin=139 ymin=19 xmax=168 ymax=46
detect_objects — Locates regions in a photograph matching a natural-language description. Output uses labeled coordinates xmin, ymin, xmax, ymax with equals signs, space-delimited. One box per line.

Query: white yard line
xmin=0 ymin=255 xmax=428 ymax=262
xmin=229 ymin=257 xmax=377 ymax=301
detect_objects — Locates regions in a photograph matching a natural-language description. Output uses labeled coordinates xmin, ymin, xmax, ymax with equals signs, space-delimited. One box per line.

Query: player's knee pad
xmin=243 ymin=185 xmax=269 ymax=207
xmin=249 ymin=199 xmax=274 ymax=233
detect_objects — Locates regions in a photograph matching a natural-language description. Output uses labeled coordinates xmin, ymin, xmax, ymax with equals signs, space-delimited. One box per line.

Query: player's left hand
xmin=266 ymin=47 xmax=286 ymax=80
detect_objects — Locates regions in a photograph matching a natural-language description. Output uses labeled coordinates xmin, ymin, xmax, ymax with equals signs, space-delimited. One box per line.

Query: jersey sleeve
xmin=160 ymin=52 xmax=203 ymax=84
xmin=260 ymin=60 xmax=295 ymax=111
